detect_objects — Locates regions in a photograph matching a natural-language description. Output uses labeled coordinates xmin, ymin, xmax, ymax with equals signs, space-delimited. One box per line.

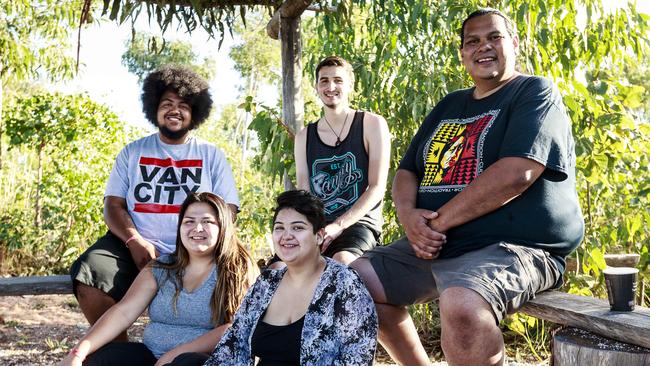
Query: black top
xmin=251 ymin=314 xmax=304 ymax=366
xmin=306 ymin=110 xmax=382 ymax=232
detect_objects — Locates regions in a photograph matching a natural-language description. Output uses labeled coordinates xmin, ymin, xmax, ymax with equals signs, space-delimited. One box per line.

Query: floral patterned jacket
xmin=203 ymin=257 xmax=378 ymax=366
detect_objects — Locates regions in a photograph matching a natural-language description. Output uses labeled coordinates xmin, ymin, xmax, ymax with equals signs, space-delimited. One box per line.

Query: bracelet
xmin=70 ymin=348 xmax=85 ymax=361
xmin=124 ymin=235 xmax=138 ymax=248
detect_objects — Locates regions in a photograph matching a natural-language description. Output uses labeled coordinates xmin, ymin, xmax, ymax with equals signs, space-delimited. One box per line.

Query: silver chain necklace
xmin=322 ymin=111 xmax=351 ymax=147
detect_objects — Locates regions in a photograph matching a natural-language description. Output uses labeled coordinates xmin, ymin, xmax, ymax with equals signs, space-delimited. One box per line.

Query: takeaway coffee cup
xmin=603 ymin=267 xmax=638 ymax=311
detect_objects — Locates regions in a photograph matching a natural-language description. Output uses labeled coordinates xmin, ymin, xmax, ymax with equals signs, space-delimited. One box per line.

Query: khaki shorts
xmin=362 ymin=237 xmax=563 ymax=322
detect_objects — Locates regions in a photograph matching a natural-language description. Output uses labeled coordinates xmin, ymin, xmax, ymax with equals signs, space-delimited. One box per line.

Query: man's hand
xmin=321 ymin=222 xmax=344 ymax=253
xmin=127 ymin=238 xmax=157 ymax=270
xmin=399 ymin=207 xmax=446 ymax=259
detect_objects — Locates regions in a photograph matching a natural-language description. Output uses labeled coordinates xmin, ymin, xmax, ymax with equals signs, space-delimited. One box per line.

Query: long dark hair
xmin=153 ymin=192 xmax=252 ymax=325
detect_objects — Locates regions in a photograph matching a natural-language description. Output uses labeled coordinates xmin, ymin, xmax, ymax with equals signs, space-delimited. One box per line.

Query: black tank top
xmin=251 ymin=315 xmax=304 ymax=365
xmin=306 ymin=111 xmax=382 ymax=232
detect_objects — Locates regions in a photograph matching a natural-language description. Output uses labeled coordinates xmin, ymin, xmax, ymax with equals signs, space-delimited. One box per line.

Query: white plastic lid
xmin=603 ymin=267 xmax=639 ymax=275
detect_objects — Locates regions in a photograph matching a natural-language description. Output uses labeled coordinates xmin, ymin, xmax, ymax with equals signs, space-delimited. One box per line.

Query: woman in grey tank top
xmin=59 ymin=193 xmax=256 ymax=366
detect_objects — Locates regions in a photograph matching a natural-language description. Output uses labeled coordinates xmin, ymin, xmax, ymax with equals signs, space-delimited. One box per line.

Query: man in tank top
xmin=293 ymin=56 xmax=391 ymax=265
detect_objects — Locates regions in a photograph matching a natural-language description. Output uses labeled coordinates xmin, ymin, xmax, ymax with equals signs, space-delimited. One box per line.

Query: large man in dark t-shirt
xmin=351 ymin=8 xmax=584 ymax=366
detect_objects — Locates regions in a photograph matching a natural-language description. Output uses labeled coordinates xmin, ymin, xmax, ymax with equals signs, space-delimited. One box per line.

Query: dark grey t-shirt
xmin=399 ymin=75 xmax=584 ymax=264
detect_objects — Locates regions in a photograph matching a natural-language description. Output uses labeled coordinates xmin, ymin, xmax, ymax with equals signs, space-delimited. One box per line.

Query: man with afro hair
xmin=70 ymin=66 xmax=239 ymax=340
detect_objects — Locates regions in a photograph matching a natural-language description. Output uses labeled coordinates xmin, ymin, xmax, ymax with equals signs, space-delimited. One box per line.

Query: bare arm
xmin=321 ymin=114 xmax=392 ymax=249
xmin=154 ymin=323 xmax=232 ymax=366
xmin=430 ymin=156 xmax=545 ymax=234
xmin=59 ymin=268 xmax=158 ymax=365
xmin=392 ymin=169 xmax=446 ymax=259
xmin=104 ymin=196 xmax=157 ymax=269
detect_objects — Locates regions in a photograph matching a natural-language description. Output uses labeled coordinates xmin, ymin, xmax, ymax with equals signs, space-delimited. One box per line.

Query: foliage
xmin=0 ymin=0 xmax=80 ymax=83
xmin=229 ymin=13 xmax=282 ymax=94
xmin=121 ymin=32 xmax=216 ymax=81
xmin=0 ymin=92 xmax=137 ymax=274
xmin=99 ymin=0 xmax=280 ymax=47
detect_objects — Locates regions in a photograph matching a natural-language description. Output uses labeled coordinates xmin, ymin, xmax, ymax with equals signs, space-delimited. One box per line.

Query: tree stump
xmin=552 ymin=327 xmax=650 ymax=366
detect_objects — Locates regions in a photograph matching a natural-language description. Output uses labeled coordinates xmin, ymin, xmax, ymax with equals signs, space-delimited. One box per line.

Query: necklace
xmin=322 ymin=111 xmax=351 ymax=147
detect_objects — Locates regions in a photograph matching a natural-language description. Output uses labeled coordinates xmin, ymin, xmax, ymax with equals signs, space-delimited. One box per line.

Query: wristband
xmin=124 ymin=235 xmax=138 ymax=248
xmin=70 ymin=348 xmax=85 ymax=361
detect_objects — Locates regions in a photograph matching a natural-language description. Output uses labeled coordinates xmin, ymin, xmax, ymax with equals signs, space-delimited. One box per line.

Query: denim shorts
xmin=362 ymin=237 xmax=563 ymax=322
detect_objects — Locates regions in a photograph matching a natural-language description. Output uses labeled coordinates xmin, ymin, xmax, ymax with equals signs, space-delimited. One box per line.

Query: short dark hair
xmin=273 ymin=190 xmax=325 ymax=233
xmin=460 ymin=8 xmax=517 ymax=48
xmin=315 ymin=55 xmax=355 ymax=85
xmin=141 ymin=65 xmax=213 ymax=128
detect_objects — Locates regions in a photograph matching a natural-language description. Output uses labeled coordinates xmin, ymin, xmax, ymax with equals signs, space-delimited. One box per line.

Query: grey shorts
xmin=322 ymin=223 xmax=380 ymax=257
xmin=362 ymin=237 xmax=563 ymax=322
xmin=69 ymin=231 xmax=139 ymax=302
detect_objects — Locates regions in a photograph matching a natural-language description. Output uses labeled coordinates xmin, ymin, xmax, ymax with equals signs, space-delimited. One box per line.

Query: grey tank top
xmin=306 ymin=110 xmax=382 ymax=233
xmin=143 ymin=255 xmax=217 ymax=358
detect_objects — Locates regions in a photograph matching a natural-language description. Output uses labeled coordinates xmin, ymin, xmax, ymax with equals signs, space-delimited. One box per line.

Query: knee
xmin=75 ymin=281 xmax=108 ymax=301
xmin=332 ymin=251 xmax=358 ymax=265
xmin=438 ymin=287 xmax=495 ymax=333
xmin=350 ymin=258 xmax=387 ymax=303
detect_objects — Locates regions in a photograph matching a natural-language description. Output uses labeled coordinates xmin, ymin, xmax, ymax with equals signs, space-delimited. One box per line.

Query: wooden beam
xmin=0 ymin=275 xmax=73 ymax=296
xmin=280 ymin=14 xmax=304 ymax=136
xmin=280 ymin=14 xmax=303 ymax=190
xmin=520 ymin=291 xmax=650 ymax=349
xmin=139 ymin=0 xmax=281 ymax=7
xmin=266 ymin=0 xmax=313 ymax=39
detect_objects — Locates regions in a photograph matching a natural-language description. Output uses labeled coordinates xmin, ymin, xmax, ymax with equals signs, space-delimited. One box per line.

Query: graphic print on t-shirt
xmin=310 ymin=152 xmax=363 ymax=216
xmin=420 ymin=110 xmax=499 ymax=192
xmin=133 ymin=157 xmax=202 ymax=213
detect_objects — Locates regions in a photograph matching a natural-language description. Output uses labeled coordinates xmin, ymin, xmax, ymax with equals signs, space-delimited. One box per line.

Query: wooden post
xmin=280 ymin=14 xmax=303 ymax=190
xmin=553 ymin=327 xmax=650 ymax=365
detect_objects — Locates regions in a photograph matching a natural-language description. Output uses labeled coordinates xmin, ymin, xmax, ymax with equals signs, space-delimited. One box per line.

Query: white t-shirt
xmin=105 ymin=133 xmax=239 ymax=254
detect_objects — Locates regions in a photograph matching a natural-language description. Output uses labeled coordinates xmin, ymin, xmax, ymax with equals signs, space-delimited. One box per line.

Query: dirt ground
xmin=0 ymin=295 xmax=541 ymax=365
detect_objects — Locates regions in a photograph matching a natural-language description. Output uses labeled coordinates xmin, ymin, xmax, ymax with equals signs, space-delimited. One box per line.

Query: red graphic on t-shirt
xmin=421 ymin=111 xmax=497 ymax=190
xmin=134 ymin=157 xmax=203 ymax=213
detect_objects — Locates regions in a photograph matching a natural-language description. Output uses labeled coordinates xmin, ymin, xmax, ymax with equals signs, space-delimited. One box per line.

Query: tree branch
xmin=265 ymin=0 xmax=313 ymax=39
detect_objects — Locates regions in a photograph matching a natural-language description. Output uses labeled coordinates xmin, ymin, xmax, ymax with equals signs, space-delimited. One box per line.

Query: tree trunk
xmin=552 ymin=327 xmax=650 ymax=366
xmin=34 ymin=142 xmax=43 ymax=229
xmin=280 ymin=14 xmax=303 ymax=190
xmin=0 ymin=80 xmax=4 ymax=170
xmin=280 ymin=15 xmax=304 ymax=134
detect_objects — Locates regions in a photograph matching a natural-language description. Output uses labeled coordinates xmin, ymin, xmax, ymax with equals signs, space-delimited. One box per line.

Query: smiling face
xmin=272 ymin=208 xmax=323 ymax=264
xmin=156 ymin=90 xmax=192 ymax=141
xmin=179 ymin=202 xmax=221 ymax=258
xmin=460 ymin=14 xmax=519 ymax=90
xmin=316 ymin=66 xmax=353 ymax=109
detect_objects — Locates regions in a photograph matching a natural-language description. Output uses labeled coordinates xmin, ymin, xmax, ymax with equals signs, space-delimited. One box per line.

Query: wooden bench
xmin=520 ymin=290 xmax=650 ymax=364
xmin=2 ymin=275 xmax=649 ymax=364
xmin=0 ymin=275 xmax=73 ymax=296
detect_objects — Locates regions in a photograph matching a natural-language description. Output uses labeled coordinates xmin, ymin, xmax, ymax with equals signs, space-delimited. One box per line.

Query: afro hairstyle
xmin=141 ymin=65 xmax=213 ymax=129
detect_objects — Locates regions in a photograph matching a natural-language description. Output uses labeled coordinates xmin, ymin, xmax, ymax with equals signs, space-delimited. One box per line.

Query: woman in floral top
xmin=204 ymin=190 xmax=378 ymax=366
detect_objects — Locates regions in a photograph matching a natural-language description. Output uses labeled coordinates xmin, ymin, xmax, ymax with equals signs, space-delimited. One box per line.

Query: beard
xmin=159 ymin=125 xmax=191 ymax=141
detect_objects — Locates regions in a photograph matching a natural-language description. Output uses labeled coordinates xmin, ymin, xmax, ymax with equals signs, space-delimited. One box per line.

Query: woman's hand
xmin=154 ymin=347 xmax=182 ymax=366
xmin=57 ymin=351 xmax=85 ymax=366
xmin=321 ymin=222 xmax=344 ymax=252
